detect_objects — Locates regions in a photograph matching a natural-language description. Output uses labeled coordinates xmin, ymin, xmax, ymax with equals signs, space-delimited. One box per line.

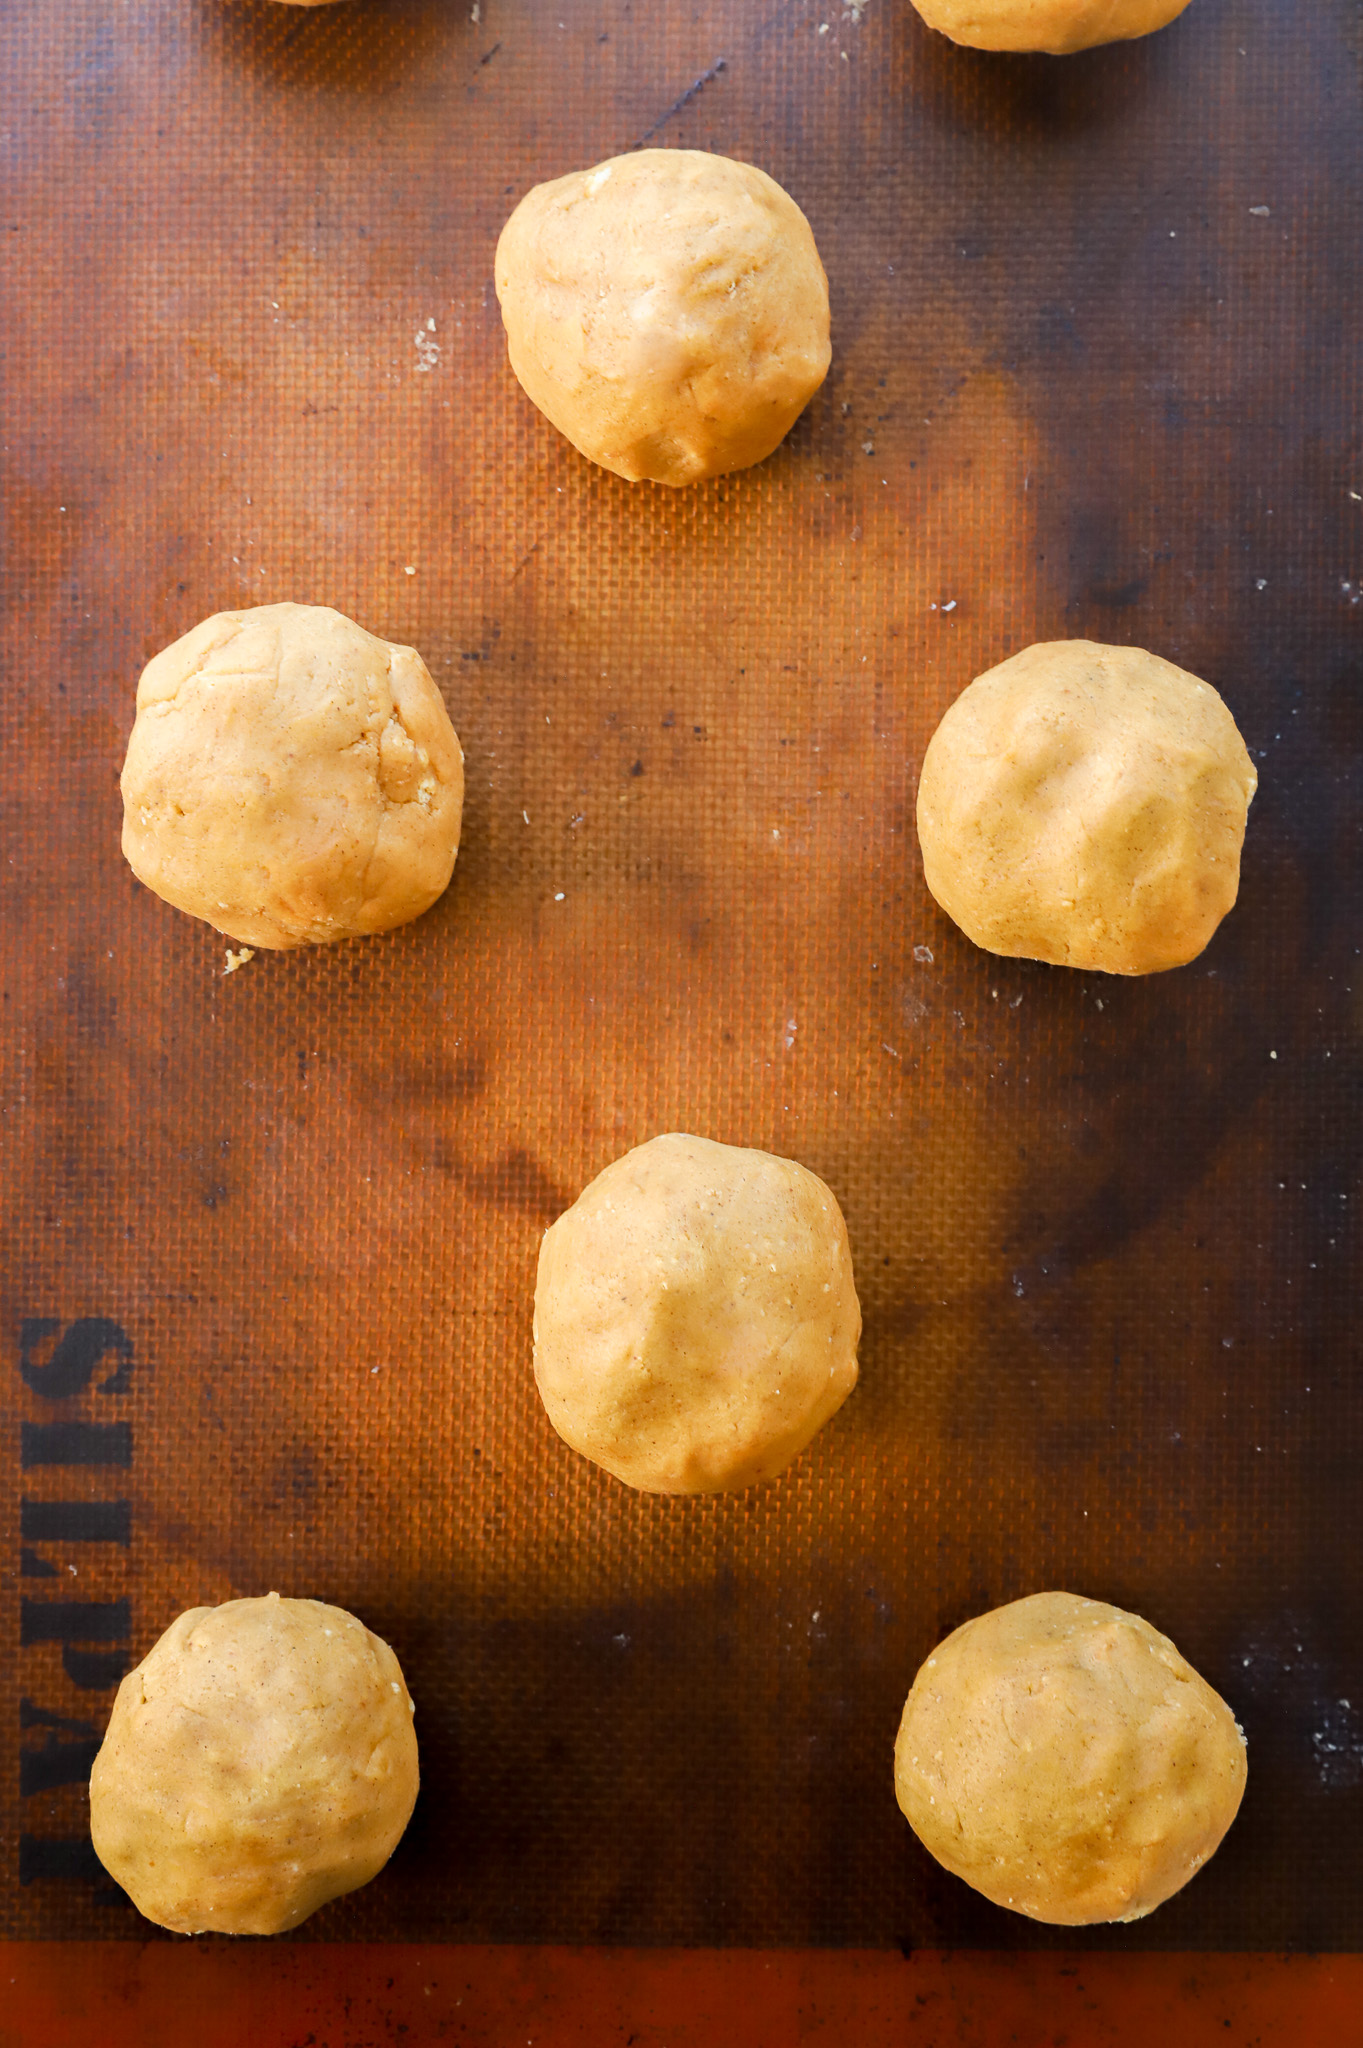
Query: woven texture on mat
xmin=1 ymin=0 xmax=1361 ymax=1950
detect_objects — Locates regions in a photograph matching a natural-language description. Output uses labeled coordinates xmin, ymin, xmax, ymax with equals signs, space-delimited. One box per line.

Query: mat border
xmin=1 ymin=1942 xmax=1359 ymax=2046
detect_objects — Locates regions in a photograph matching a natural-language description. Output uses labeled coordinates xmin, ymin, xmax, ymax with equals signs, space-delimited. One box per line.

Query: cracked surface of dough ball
xmin=916 ymin=639 xmax=1256 ymax=975
xmin=121 ymin=602 xmax=464 ymax=949
xmin=894 ymin=1592 xmax=1246 ymax=1924
xmin=90 ymin=1593 xmax=419 ymax=1935
xmin=534 ymin=1133 xmax=861 ymax=1492
xmin=495 ymin=150 xmax=831 ymax=487
xmin=909 ymin=0 xmax=1192 ymax=52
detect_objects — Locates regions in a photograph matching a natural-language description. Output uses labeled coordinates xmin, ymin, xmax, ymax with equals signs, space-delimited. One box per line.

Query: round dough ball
xmin=90 ymin=1593 xmax=419 ymax=1935
xmin=894 ymin=1591 xmax=1247 ymax=1924
xmin=908 ymin=0 xmax=1192 ymax=53
xmin=495 ymin=150 xmax=831 ymax=488
xmin=534 ymin=1132 xmax=861 ymax=1492
xmin=916 ymin=639 xmax=1257 ymax=975
xmin=121 ymin=602 xmax=464 ymax=948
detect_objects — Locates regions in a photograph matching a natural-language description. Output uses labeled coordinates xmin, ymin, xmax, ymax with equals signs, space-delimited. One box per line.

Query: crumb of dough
xmin=223 ymin=947 xmax=255 ymax=975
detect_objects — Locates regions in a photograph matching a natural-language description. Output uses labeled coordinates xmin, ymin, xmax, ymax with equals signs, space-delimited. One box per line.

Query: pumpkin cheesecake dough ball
xmin=909 ymin=0 xmax=1192 ymax=53
xmin=495 ymin=149 xmax=831 ymax=487
xmin=534 ymin=1133 xmax=861 ymax=1492
xmin=916 ymin=639 xmax=1256 ymax=974
xmin=894 ymin=1592 xmax=1247 ymax=1924
xmin=121 ymin=602 xmax=464 ymax=948
xmin=89 ymin=1594 xmax=419 ymax=1935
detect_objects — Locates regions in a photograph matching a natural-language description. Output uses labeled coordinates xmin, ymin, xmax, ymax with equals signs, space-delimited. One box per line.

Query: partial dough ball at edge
xmin=533 ymin=1132 xmax=861 ymax=1492
xmin=909 ymin=0 xmax=1193 ymax=54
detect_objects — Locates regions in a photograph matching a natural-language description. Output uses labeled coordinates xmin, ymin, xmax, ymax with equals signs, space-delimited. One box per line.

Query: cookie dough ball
xmin=121 ymin=603 xmax=464 ymax=948
xmin=894 ymin=1591 xmax=1246 ymax=1924
xmin=495 ymin=150 xmax=831 ymax=487
xmin=909 ymin=0 xmax=1192 ymax=52
xmin=916 ymin=640 xmax=1256 ymax=975
xmin=534 ymin=1133 xmax=861 ymax=1492
xmin=90 ymin=1593 xmax=419 ymax=1935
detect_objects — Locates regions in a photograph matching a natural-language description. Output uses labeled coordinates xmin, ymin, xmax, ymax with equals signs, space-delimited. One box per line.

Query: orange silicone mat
xmin=3 ymin=0 xmax=1363 ymax=1963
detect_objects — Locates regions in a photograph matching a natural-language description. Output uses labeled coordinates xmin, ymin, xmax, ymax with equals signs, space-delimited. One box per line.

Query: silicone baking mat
xmin=3 ymin=0 xmax=1362 ymax=1969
